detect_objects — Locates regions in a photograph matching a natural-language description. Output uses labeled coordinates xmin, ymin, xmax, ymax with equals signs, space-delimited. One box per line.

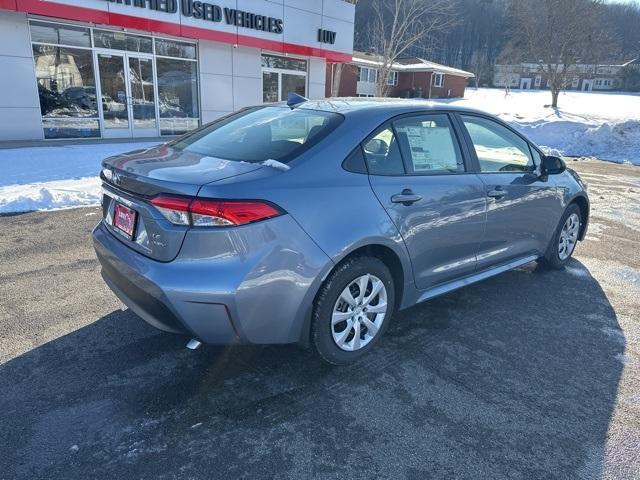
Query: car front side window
xmin=461 ymin=115 xmax=535 ymax=173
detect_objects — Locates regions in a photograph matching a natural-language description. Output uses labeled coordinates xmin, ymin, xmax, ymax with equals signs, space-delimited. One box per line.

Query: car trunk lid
xmin=100 ymin=143 xmax=262 ymax=262
xmin=101 ymin=143 xmax=262 ymax=196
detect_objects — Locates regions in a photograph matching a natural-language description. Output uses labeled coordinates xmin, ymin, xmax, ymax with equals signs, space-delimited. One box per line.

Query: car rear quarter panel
xmin=196 ymin=112 xmax=416 ymax=305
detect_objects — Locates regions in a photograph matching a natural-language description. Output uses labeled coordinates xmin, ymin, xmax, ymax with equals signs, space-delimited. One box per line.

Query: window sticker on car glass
xmin=402 ymin=126 xmax=458 ymax=171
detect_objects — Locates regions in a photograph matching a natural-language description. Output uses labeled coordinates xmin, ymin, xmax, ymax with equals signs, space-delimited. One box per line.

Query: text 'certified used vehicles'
xmin=93 ymin=97 xmax=589 ymax=365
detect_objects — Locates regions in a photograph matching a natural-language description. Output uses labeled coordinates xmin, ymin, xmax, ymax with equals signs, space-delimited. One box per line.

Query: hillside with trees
xmin=354 ymin=0 xmax=640 ymax=89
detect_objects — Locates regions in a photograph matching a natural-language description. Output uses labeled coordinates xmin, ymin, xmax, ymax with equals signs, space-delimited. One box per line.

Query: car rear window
xmin=170 ymin=106 xmax=343 ymax=163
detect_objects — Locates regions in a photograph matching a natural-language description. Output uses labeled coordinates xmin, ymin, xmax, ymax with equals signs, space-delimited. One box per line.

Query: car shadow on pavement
xmin=0 ymin=259 xmax=625 ymax=479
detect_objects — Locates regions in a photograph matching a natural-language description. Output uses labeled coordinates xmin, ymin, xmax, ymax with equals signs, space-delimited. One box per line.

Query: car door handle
xmin=391 ymin=189 xmax=422 ymax=205
xmin=487 ymin=188 xmax=506 ymax=198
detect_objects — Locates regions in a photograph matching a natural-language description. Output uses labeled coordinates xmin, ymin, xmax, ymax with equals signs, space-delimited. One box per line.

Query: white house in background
xmin=493 ymin=60 xmax=638 ymax=91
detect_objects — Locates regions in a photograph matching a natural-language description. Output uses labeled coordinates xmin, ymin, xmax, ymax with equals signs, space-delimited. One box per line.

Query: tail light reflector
xmin=149 ymin=195 xmax=191 ymax=226
xmin=149 ymin=195 xmax=283 ymax=227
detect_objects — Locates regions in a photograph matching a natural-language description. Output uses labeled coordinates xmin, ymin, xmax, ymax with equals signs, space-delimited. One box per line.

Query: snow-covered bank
xmin=0 ymin=177 xmax=101 ymax=214
xmin=0 ymin=141 xmax=159 ymax=214
xmin=0 ymin=141 xmax=159 ymax=187
xmin=436 ymin=88 xmax=640 ymax=165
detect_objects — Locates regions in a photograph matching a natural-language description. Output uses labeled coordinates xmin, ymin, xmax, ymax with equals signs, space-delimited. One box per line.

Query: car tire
xmin=312 ymin=256 xmax=395 ymax=365
xmin=539 ymin=204 xmax=582 ymax=270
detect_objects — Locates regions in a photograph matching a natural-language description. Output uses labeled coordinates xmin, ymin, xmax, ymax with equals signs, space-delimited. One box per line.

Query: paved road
xmin=1 ymin=160 xmax=639 ymax=479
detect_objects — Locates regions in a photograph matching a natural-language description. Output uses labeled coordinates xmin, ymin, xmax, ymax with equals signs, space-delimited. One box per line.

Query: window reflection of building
xmin=157 ymin=57 xmax=199 ymax=135
xmin=32 ymin=44 xmax=99 ymax=138
xmin=30 ymin=21 xmax=200 ymax=138
xmin=261 ymin=54 xmax=308 ymax=103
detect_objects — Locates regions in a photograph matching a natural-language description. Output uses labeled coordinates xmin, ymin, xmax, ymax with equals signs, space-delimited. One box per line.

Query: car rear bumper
xmin=92 ymin=216 xmax=332 ymax=345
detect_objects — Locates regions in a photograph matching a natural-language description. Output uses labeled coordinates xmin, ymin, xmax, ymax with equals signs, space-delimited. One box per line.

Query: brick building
xmin=326 ymin=51 xmax=474 ymax=99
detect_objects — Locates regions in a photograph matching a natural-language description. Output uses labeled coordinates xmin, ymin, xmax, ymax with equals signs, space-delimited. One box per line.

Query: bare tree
xmin=363 ymin=0 xmax=456 ymax=96
xmin=507 ymin=0 xmax=615 ymax=108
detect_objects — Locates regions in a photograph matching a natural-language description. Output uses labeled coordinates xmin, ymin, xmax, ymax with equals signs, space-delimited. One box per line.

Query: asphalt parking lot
xmin=1 ymin=159 xmax=639 ymax=479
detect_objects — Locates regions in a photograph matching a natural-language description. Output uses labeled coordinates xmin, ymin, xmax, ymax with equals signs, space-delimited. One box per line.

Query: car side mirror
xmin=365 ymin=138 xmax=388 ymax=155
xmin=541 ymin=155 xmax=566 ymax=175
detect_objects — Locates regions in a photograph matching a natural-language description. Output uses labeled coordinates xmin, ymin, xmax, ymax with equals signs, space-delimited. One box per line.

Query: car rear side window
xmin=461 ymin=115 xmax=535 ymax=173
xmin=170 ymin=107 xmax=343 ymax=163
xmin=392 ymin=114 xmax=464 ymax=174
xmin=362 ymin=124 xmax=405 ymax=176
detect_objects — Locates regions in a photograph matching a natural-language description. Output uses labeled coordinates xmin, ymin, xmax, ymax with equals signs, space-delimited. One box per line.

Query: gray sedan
xmin=93 ymin=97 xmax=589 ymax=365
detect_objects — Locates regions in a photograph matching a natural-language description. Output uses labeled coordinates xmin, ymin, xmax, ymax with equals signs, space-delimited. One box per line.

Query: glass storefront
xmin=30 ymin=20 xmax=200 ymax=139
xmin=157 ymin=57 xmax=199 ymax=135
xmin=31 ymin=22 xmax=99 ymax=139
xmin=261 ymin=54 xmax=307 ymax=102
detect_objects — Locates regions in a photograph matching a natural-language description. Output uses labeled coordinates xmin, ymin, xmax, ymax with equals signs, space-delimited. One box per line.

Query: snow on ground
xmin=0 ymin=177 xmax=101 ymax=214
xmin=435 ymin=88 xmax=640 ymax=165
xmin=0 ymin=141 xmax=159 ymax=214
xmin=1 ymin=88 xmax=639 ymax=213
xmin=0 ymin=142 xmax=159 ymax=187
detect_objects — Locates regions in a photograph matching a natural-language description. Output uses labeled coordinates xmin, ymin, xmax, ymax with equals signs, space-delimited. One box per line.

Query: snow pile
xmin=261 ymin=159 xmax=291 ymax=171
xmin=0 ymin=177 xmax=101 ymax=214
xmin=0 ymin=141 xmax=159 ymax=214
xmin=437 ymin=88 xmax=640 ymax=165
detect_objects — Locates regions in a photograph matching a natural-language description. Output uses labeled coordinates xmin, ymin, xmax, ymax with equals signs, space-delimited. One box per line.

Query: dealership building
xmin=0 ymin=0 xmax=354 ymax=141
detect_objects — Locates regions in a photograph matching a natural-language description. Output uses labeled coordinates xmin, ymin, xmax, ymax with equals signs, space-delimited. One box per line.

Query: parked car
xmin=93 ymin=97 xmax=589 ymax=365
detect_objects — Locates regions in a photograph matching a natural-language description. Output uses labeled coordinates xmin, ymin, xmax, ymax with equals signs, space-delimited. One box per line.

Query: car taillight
xmin=149 ymin=195 xmax=283 ymax=227
xmin=149 ymin=195 xmax=191 ymax=226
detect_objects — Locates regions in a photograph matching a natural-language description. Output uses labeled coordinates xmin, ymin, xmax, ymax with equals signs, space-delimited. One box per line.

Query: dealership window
xmin=359 ymin=67 xmax=378 ymax=83
xmin=30 ymin=20 xmax=199 ymax=138
xmin=155 ymin=38 xmax=197 ymax=60
xmin=386 ymin=71 xmax=398 ymax=86
xmin=155 ymin=39 xmax=199 ymax=135
xmin=261 ymin=54 xmax=307 ymax=103
xmin=30 ymin=22 xmax=99 ymax=139
xmin=432 ymin=73 xmax=444 ymax=88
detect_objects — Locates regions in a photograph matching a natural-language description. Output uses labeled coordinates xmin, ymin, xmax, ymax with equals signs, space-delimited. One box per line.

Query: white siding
xmin=233 ymin=76 xmax=262 ymax=109
xmin=0 ymin=11 xmax=42 ymax=141
xmin=198 ymin=41 xmax=264 ymax=122
xmin=308 ymin=57 xmax=326 ymax=99
xmin=231 ymin=46 xmax=262 ymax=109
xmin=232 ymin=45 xmax=262 ymax=78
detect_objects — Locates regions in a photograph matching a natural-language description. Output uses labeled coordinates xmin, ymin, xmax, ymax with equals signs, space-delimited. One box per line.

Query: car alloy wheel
xmin=558 ymin=212 xmax=580 ymax=261
xmin=331 ymin=274 xmax=388 ymax=352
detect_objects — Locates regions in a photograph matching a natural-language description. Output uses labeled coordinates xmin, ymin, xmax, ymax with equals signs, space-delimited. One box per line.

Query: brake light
xmin=149 ymin=195 xmax=283 ymax=227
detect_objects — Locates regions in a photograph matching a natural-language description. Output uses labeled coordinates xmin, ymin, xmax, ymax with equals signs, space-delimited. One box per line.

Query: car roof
xmin=284 ymin=97 xmax=489 ymax=117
